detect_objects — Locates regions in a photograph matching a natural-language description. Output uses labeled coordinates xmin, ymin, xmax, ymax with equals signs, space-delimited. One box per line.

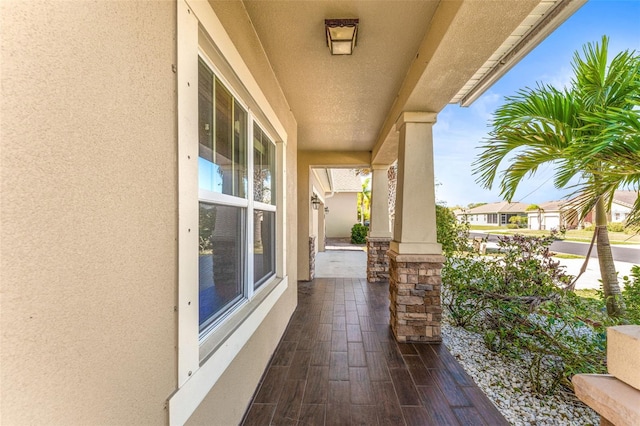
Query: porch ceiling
xmin=230 ymin=0 xmax=584 ymax=163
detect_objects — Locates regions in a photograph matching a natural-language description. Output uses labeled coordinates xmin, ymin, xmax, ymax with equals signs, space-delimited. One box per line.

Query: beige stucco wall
xmin=326 ymin=193 xmax=359 ymax=238
xmin=184 ymin=2 xmax=298 ymax=424
xmin=1 ymin=2 xmax=177 ymax=424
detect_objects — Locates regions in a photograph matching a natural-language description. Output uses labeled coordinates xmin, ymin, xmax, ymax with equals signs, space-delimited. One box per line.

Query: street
xmin=469 ymin=232 xmax=640 ymax=264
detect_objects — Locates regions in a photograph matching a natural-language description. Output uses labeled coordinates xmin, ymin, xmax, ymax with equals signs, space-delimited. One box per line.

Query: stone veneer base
xmin=308 ymin=235 xmax=316 ymax=281
xmin=387 ymin=250 xmax=445 ymax=343
xmin=366 ymin=237 xmax=391 ymax=283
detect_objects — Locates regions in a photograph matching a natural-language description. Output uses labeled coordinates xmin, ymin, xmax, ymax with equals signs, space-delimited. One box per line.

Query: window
xmin=199 ymin=202 xmax=244 ymax=332
xmin=487 ymin=213 xmax=498 ymax=224
xmin=172 ymin=2 xmax=288 ymax=420
xmin=253 ymin=210 xmax=275 ymax=287
xmin=253 ymin=124 xmax=276 ymax=289
xmin=198 ymin=58 xmax=247 ymax=197
xmin=253 ymin=123 xmax=275 ymax=205
xmin=197 ymin=56 xmax=278 ymax=335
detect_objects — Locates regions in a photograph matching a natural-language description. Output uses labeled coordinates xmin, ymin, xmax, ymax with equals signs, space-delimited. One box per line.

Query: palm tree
xmin=358 ymin=177 xmax=371 ymax=224
xmin=473 ymin=36 xmax=640 ymax=317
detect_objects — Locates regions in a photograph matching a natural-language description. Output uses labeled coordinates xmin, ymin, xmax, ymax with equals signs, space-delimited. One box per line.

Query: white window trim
xmin=171 ymin=1 xmax=289 ymax=424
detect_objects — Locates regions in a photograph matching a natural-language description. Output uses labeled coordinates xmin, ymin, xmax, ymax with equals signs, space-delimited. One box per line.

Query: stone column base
xmin=309 ymin=235 xmax=316 ymax=281
xmin=366 ymin=237 xmax=391 ymax=283
xmin=388 ymin=250 xmax=444 ymax=343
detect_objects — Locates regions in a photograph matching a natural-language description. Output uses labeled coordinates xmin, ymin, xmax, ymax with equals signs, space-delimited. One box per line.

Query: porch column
xmin=318 ymin=201 xmax=326 ymax=252
xmin=367 ymin=164 xmax=392 ymax=282
xmin=388 ymin=112 xmax=444 ymax=343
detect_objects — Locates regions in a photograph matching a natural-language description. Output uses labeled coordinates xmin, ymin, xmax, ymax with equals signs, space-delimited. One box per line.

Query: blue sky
xmin=433 ymin=0 xmax=640 ymax=208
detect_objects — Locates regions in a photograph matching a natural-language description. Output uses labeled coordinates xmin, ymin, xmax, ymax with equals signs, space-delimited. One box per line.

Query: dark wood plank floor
xmin=242 ymin=277 xmax=509 ymax=426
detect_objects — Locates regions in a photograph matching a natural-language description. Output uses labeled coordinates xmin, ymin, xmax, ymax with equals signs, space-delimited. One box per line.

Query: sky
xmin=433 ymin=0 xmax=640 ymax=208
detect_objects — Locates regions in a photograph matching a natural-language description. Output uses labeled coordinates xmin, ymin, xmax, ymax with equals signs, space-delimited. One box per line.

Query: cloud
xmin=540 ymin=66 xmax=574 ymax=90
xmin=472 ymin=92 xmax=502 ymax=121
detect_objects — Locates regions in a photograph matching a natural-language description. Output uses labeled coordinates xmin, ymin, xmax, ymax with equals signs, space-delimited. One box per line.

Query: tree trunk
xmin=538 ymin=210 xmax=542 ymax=230
xmin=595 ymin=197 xmax=625 ymax=316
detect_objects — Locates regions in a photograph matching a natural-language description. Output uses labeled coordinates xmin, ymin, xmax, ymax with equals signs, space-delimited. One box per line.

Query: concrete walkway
xmin=315 ymin=249 xmax=367 ymax=278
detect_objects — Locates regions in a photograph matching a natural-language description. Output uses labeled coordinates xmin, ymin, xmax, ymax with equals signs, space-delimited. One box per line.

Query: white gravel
xmin=442 ymin=320 xmax=600 ymax=426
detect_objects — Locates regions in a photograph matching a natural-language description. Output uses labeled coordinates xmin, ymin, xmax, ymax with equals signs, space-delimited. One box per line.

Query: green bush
xmin=607 ymin=222 xmax=625 ymax=232
xmin=436 ymin=204 xmax=470 ymax=256
xmin=509 ymin=215 xmax=528 ymax=228
xmin=622 ymin=265 xmax=640 ymax=324
xmin=350 ymin=223 xmax=368 ymax=244
xmin=442 ymin=234 xmax=612 ymax=394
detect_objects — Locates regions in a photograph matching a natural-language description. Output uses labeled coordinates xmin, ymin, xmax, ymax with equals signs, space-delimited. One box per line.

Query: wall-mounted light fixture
xmin=325 ymin=19 xmax=359 ymax=55
xmin=311 ymin=194 xmax=321 ymax=210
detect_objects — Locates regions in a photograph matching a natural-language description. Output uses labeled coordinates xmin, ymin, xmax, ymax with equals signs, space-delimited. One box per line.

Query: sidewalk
xmin=554 ymin=257 xmax=636 ymax=290
xmin=482 ymin=241 xmax=636 ymax=290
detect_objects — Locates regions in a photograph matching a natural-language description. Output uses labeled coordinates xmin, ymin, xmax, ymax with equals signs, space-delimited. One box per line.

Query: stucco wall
xmin=326 ymin=192 xmax=359 ymax=238
xmin=1 ymin=2 xmax=177 ymax=424
xmin=184 ymin=2 xmax=299 ymax=424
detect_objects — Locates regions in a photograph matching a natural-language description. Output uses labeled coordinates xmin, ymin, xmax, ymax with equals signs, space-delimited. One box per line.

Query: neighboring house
xmin=320 ymin=169 xmax=363 ymax=239
xmin=1 ymin=2 xmax=585 ymax=425
xmin=308 ymin=168 xmax=362 ymax=250
xmin=526 ymin=191 xmax=637 ymax=230
xmin=610 ymin=190 xmax=637 ymax=223
xmin=463 ymin=201 xmax=530 ymax=226
xmin=526 ymin=200 xmax=578 ymax=230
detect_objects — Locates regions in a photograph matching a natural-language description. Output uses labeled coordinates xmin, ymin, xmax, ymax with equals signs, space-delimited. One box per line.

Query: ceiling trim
xmin=455 ymin=0 xmax=587 ymax=106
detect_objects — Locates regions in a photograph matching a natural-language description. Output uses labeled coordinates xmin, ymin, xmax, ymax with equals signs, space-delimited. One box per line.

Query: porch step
xmin=572 ymin=375 xmax=640 ymax=426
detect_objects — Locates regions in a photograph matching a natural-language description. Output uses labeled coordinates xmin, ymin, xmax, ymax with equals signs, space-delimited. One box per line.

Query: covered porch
xmin=242 ymin=276 xmax=508 ymax=425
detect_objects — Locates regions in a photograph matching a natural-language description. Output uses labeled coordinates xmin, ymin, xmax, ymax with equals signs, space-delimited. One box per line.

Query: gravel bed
xmin=442 ymin=320 xmax=600 ymax=425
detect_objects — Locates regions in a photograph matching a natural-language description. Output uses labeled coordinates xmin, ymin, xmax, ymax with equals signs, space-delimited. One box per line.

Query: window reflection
xmin=198 ymin=58 xmax=247 ymax=197
xmin=199 ymin=202 xmax=245 ymax=331
xmin=254 ymin=210 xmax=275 ymax=288
xmin=253 ymin=124 xmax=275 ymax=204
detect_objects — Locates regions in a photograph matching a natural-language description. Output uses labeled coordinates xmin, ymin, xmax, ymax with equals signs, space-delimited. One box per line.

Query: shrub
xmin=509 ymin=215 xmax=528 ymax=228
xmin=350 ymin=223 xmax=368 ymax=244
xmin=622 ymin=265 xmax=640 ymax=324
xmin=436 ymin=204 xmax=470 ymax=256
xmin=442 ymin=234 xmax=612 ymax=394
xmin=607 ymin=222 xmax=625 ymax=232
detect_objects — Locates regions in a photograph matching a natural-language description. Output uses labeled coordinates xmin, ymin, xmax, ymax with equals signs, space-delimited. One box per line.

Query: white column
xmin=390 ymin=112 xmax=441 ymax=255
xmin=368 ymin=165 xmax=392 ymax=238
xmin=318 ymin=202 xmax=326 ymax=252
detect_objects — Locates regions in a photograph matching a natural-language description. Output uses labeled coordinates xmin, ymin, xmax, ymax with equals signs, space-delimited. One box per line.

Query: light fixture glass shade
xmin=311 ymin=194 xmax=321 ymax=210
xmin=325 ymin=19 xmax=358 ymax=55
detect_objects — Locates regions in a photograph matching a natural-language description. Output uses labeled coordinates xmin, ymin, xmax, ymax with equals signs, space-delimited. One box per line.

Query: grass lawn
xmin=552 ymin=253 xmax=585 ymax=259
xmin=575 ymin=289 xmax=601 ymax=300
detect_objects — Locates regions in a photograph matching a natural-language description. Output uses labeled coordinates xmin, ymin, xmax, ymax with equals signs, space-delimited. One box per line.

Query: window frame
xmin=196 ymin=52 xmax=280 ymax=340
xmin=171 ymin=1 xmax=288 ymax=423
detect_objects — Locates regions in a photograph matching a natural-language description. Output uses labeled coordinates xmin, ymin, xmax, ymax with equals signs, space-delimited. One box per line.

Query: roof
xmin=329 ymin=169 xmax=362 ymax=192
xmin=466 ymin=201 xmax=530 ymax=214
xmin=613 ymin=190 xmax=638 ymax=208
xmin=526 ymin=200 xmax=565 ymax=212
xmin=214 ymin=1 xmax=585 ymax=164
